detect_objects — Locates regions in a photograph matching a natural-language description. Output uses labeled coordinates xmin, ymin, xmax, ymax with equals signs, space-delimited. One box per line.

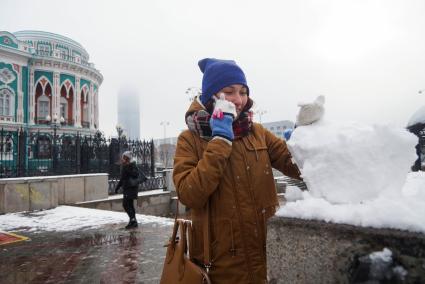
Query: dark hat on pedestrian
xmin=198 ymin=58 xmax=249 ymax=106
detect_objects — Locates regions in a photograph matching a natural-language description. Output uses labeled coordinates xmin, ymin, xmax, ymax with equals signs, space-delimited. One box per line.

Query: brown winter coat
xmin=173 ymin=100 xmax=301 ymax=284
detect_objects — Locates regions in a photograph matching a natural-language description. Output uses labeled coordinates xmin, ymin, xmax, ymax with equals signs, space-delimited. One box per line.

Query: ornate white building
xmin=0 ymin=30 xmax=103 ymax=135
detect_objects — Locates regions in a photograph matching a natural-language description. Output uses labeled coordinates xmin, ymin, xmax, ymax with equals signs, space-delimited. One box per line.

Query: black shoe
xmin=125 ymin=220 xmax=138 ymax=229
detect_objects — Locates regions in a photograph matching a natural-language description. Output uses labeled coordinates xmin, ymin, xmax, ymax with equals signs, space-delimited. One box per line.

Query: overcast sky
xmin=2 ymin=0 xmax=425 ymax=139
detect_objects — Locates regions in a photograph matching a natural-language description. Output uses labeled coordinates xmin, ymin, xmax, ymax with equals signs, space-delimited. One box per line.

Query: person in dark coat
xmin=115 ymin=151 xmax=139 ymax=229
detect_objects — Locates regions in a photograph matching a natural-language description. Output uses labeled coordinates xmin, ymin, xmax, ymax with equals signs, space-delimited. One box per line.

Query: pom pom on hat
xmin=198 ymin=58 xmax=249 ymax=105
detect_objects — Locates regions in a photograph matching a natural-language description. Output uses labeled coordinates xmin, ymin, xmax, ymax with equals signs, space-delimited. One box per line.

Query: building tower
xmin=117 ymin=86 xmax=140 ymax=139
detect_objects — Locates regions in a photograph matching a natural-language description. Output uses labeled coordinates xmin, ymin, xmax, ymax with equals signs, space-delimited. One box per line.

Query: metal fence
xmin=108 ymin=176 xmax=167 ymax=195
xmin=0 ymin=128 xmax=163 ymax=191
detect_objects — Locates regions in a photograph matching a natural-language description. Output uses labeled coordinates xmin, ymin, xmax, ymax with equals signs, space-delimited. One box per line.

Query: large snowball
xmin=287 ymin=121 xmax=417 ymax=204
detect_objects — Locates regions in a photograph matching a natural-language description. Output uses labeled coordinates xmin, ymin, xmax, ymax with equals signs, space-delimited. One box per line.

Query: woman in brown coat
xmin=173 ymin=58 xmax=302 ymax=283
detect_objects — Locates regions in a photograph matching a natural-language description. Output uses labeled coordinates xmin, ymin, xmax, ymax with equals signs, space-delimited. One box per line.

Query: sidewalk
xmin=0 ymin=206 xmax=173 ymax=284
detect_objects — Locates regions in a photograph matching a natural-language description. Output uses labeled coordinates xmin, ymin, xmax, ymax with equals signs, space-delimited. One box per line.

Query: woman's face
xmin=121 ymin=156 xmax=130 ymax=165
xmin=215 ymin=84 xmax=248 ymax=117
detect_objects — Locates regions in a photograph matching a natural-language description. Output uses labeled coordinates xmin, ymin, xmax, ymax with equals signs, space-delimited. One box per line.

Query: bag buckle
xmin=204 ymin=262 xmax=212 ymax=273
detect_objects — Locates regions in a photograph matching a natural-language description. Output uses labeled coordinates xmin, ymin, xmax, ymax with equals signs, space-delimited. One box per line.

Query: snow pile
xmin=284 ymin=186 xmax=304 ymax=202
xmin=287 ymin=121 xmax=417 ymax=203
xmin=0 ymin=206 xmax=173 ymax=232
xmin=358 ymin=248 xmax=408 ymax=281
xmin=277 ymin=120 xmax=425 ymax=233
xmin=407 ymin=105 xmax=425 ymax=127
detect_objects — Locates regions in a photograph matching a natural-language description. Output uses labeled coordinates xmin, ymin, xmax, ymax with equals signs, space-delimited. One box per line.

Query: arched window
xmin=60 ymin=84 xmax=74 ymax=125
xmin=0 ymin=89 xmax=13 ymax=116
xmin=68 ymin=86 xmax=74 ymax=124
xmin=35 ymin=81 xmax=52 ymax=124
xmin=60 ymin=96 xmax=67 ymax=121
xmin=80 ymin=88 xmax=89 ymax=128
xmin=94 ymin=91 xmax=98 ymax=128
xmin=37 ymin=95 xmax=50 ymax=120
xmin=60 ymin=84 xmax=67 ymax=98
xmin=83 ymin=101 xmax=88 ymax=123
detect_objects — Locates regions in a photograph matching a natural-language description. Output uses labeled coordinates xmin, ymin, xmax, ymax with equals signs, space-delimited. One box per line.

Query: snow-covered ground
xmin=278 ymin=119 xmax=425 ymax=233
xmin=0 ymin=206 xmax=173 ymax=233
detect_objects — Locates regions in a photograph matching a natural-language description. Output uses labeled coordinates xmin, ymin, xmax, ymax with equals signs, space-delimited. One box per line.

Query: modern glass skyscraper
xmin=117 ymin=87 xmax=140 ymax=139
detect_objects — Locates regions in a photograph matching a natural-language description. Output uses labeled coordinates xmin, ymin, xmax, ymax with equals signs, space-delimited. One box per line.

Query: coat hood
xmin=185 ymin=96 xmax=206 ymax=118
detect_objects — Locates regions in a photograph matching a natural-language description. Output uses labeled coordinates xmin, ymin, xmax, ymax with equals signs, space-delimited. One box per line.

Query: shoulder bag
xmin=159 ymin=198 xmax=211 ymax=284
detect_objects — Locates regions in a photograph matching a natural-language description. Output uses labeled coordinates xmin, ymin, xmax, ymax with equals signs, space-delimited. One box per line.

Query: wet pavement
xmin=0 ymin=221 xmax=173 ymax=284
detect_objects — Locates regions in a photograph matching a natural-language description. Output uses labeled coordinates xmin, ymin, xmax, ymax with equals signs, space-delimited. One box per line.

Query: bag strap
xmin=175 ymin=198 xmax=211 ymax=261
xmin=202 ymin=199 xmax=211 ymax=272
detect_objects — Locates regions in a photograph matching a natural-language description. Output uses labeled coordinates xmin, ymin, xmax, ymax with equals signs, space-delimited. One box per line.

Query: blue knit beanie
xmin=198 ymin=58 xmax=249 ymax=105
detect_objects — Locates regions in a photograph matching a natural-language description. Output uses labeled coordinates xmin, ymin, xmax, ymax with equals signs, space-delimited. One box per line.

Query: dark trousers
xmin=122 ymin=197 xmax=136 ymax=220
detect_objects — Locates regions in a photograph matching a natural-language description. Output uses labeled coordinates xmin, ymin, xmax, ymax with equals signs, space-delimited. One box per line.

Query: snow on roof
xmin=407 ymin=105 xmax=425 ymax=127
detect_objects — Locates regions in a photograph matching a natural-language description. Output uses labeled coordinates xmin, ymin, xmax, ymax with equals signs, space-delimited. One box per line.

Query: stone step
xmin=75 ymin=189 xmax=171 ymax=217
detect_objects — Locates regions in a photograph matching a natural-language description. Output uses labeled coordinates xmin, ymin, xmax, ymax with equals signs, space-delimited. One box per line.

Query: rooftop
xmin=14 ymin=30 xmax=89 ymax=58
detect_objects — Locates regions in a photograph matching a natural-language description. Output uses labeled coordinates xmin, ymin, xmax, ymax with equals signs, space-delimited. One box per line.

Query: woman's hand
xmin=210 ymin=93 xmax=236 ymax=141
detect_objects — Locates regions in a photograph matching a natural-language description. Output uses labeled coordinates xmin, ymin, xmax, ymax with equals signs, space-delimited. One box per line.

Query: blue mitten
xmin=283 ymin=128 xmax=293 ymax=141
xmin=209 ymin=94 xmax=236 ymax=141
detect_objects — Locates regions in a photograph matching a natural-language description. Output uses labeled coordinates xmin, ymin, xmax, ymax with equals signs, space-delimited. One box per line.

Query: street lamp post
xmin=160 ymin=121 xmax=170 ymax=144
xmin=116 ymin=124 xmax=124 ymax=141
xmin=160 ymin=121 xmax=170 ymax=167
xmin=185 ymin=87 xmax=201 ymax=102
xmin=116 ymin=124 xmax=124 ymax=157
xmin=46 ymin=114 xmax=64 ymax=174
xmin=255 ymin=109 xmax=267 ymax=124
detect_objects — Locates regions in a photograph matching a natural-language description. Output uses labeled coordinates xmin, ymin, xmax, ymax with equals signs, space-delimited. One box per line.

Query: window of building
xmin=0 ymin=89 xmax=13 ymax=116
xmin=83 ymin=103 xmax=88 ymax=123
xmin=37 ymin=43 xmax=51 ymax=56
xmin=270 ymin=127 xmax=274 ymax=130
xmin=60 ymin=103 xmax=66 ymax=120
xmin=80 ymin=88 xmax=90 ymax=127
xmin=0 ymin=136 xmax=13 ymax=155
xmin=60 ymin=97 xmax=68 ymax=121
xmin=38 ymin=95 xmax=50 ymax=119
xmin=36 ymin=136 xmax=51 ymax=159
xmin=57 ymin=46 xmax=68 ymax=60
